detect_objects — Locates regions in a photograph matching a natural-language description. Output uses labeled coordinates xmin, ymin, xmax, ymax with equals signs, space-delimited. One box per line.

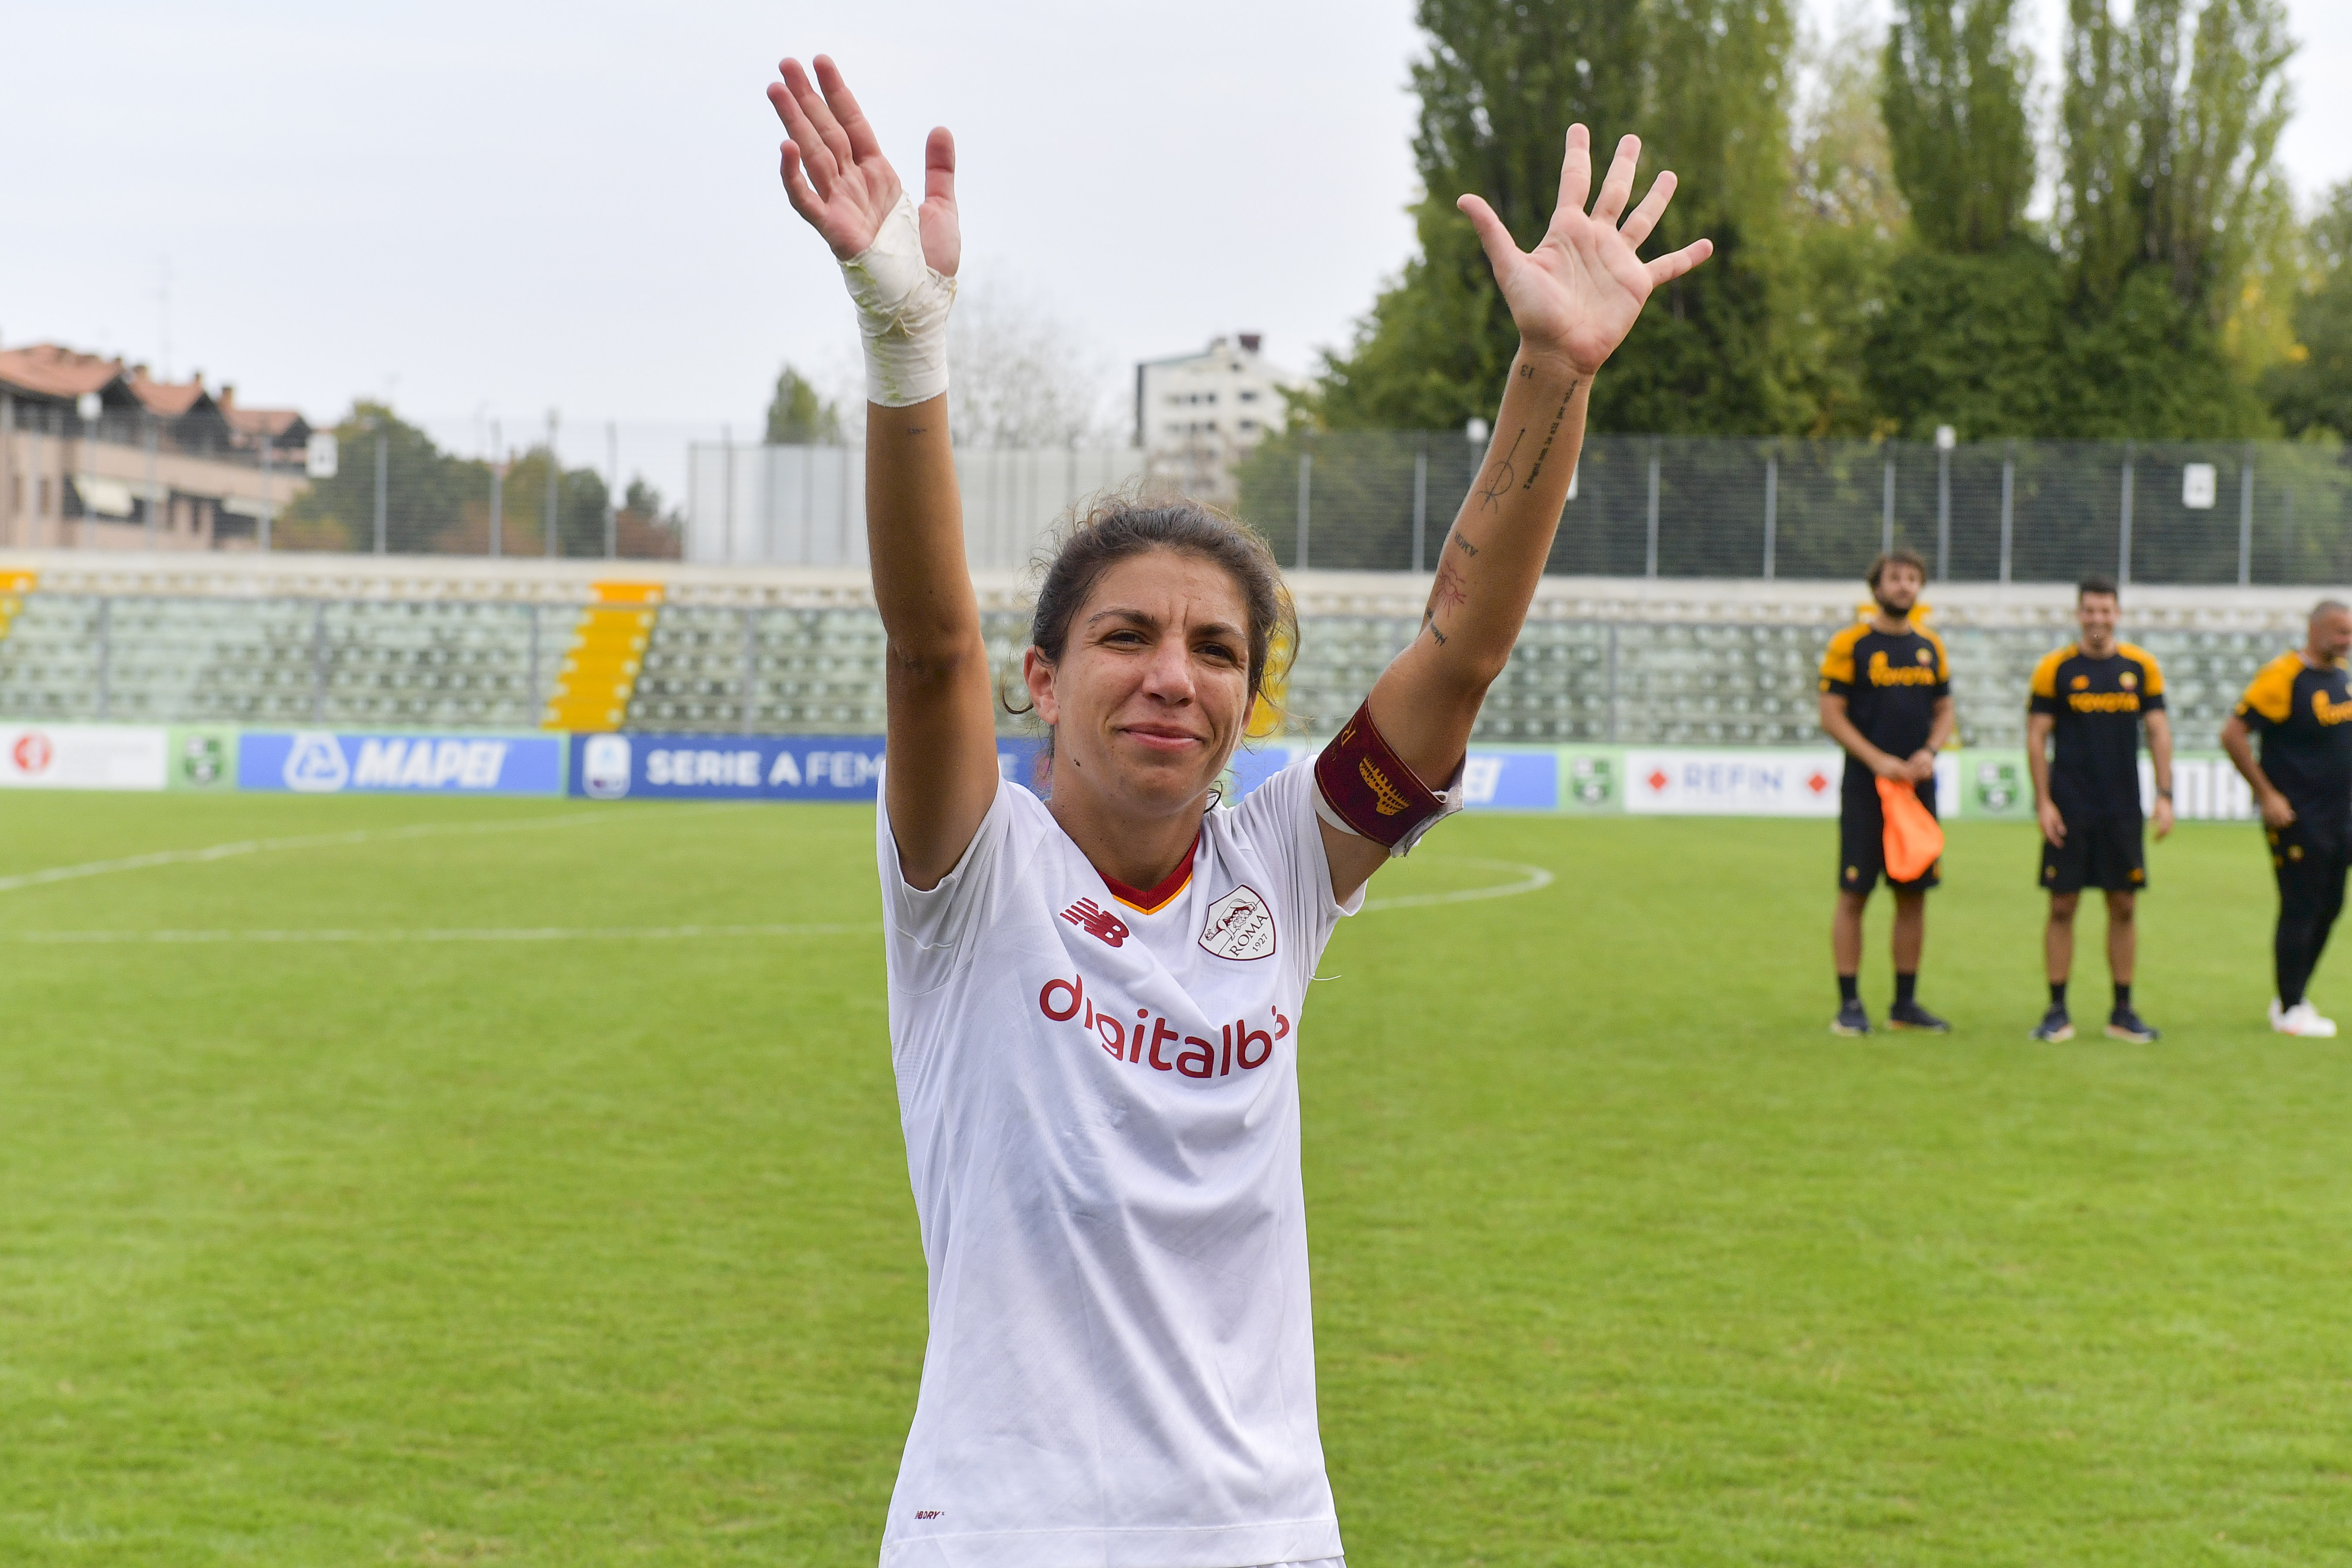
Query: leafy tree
xmin=766 ymin=365 xmax=841 ymax=444
xmin=1307 ymin=0 xmax=1802 ymax=437
xmin=2060 ymin=0 xmax=2293 ymax=321
xmin=2263 ymin=182 xmax=2352 ymax=437
xmin=278 ymin=402 xmax=482 ymax=552
xmin=1882 ymin=0 xmax=2035 ymax=253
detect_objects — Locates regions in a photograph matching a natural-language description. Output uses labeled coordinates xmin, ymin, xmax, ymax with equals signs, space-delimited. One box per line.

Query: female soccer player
xmin=767 ymin=55 xmax=1709 ymax=1568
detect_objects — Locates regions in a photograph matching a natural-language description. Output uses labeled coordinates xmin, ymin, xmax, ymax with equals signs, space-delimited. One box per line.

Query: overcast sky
xmin=3 ymin=0 xmax=2346 ymax=495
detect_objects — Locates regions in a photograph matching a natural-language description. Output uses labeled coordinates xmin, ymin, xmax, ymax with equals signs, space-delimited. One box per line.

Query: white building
xmin=1134 ymin=333 xmax=1297 ymax=502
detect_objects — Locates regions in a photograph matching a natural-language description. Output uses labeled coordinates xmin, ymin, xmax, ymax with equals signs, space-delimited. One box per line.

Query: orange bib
xmin=1877 ymin=776 xmax=1944 ymax=882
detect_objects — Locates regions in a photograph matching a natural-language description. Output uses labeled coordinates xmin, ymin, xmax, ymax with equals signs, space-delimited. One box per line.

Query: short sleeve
xmin=1819 ymin=627 xmax=1861 ymax=695
xmin=876 ymin=768 xmax=1018 ymax=995
xmin=1923 ymin=630 xmax=1952 ymax=697
xmin=2237 ymin=655 xmax=2298 ymax=730
xmin=2028 ymin=648 xmax=2065 ymax=714
xmin=1225 ymin=755 xmax=1365 ymax=980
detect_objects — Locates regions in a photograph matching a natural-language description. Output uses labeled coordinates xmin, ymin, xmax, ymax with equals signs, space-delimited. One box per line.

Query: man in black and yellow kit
xmin=2221 ymin=600 xmax=2352 ymax=1037
xmin=2024 ymin=574 xmax=2173 ymax=1044
xmin=1820 ymin=548 xmax=1956 ymax=1035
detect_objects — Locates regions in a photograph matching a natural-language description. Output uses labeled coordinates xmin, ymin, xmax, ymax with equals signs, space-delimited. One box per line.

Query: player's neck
xmin=1044 ymin=761 xmax=1210 ymax=896
xmin=2081 ymin=634 xmax=2116 ymax=658
xmin=1869 ymin=608 xmax=1913 ymax=635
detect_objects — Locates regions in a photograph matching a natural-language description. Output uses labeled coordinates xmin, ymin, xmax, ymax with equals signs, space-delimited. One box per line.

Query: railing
xmin=1236 ymin=433 xmax=2352 ymax=586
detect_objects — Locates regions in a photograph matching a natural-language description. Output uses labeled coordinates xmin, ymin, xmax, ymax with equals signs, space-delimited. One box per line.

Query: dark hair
xmin=2078 ymin=573 xmax=2119 ymax=602
xmin=1867 ymin=548 xmax=1929 ymax=590
xmin=1009 ymin=493 xmax=1297 ymax=722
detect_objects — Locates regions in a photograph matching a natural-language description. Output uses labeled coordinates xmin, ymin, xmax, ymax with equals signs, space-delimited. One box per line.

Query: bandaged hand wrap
xmin=1313 ymin=700 xmax=1465 ymax=856
xmin=839 ymin=192 xmax=955 ymax=407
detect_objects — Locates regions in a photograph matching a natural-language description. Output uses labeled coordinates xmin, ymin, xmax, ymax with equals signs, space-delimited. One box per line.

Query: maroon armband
xmin=1314 ymin=701 xmax=1455 ymax=851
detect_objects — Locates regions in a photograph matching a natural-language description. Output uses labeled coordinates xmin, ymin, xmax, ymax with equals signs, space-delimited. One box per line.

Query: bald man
xmin=2221 ymin=600 xmax=2352 ymax=1037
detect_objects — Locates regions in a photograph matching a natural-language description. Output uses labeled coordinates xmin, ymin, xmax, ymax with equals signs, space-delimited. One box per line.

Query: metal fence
xmin=13 ymin=417 xmax=2352 ymax=587
xmin=1238 ymin=434 xmax=2352 ymax=586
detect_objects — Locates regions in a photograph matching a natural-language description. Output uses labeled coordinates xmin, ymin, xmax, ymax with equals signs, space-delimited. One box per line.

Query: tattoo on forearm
xmin=1452 ymin=534 xmax=1479 ymax=558
xmin=1429 ymin=558 xmax=1470 ymax=620
xmin=1474 ymin=430 xmax=1524 ymax=511
xmin=1520 ymin=382 xmax=1581 ymax=491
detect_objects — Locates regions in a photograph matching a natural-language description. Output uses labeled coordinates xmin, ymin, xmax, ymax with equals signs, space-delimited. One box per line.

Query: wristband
xmin=1313 ymin=701 xmax=1463 ymax=856
xmin=838 ymin=192 xmax=955 ymax=407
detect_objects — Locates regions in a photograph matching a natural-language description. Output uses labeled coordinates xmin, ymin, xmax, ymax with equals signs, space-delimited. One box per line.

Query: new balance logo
xmin=1061 ymin=898 xmax=1131 ymax=947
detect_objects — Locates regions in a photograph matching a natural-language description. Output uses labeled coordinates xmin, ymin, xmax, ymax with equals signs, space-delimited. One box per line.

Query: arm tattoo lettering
xmin=1520 ymin=381 xmax=1582 ymax=491
xmin=1452 ymin=533 xmax=1479 ymax=558
xmin=1473 ymin=429 xmax=1524 ymax=511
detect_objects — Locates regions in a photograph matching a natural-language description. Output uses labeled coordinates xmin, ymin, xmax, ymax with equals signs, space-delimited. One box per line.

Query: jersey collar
xmin=1101 ymin=831 xmax=1200 ymax=915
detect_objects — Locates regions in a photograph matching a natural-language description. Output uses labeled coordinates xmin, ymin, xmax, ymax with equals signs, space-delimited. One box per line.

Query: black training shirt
xmin=1820 ymin=618 xmax=1950 ymax=794
xmin=2028 ymin=641 xmax=2165 ymax=822
xmin=2236 ymin=651 xmax=2352 ymax=823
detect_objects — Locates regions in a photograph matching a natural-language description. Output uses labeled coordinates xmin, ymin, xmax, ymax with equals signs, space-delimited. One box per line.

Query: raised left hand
xmin=1457 ymin=125 xmax=1712 ymax=377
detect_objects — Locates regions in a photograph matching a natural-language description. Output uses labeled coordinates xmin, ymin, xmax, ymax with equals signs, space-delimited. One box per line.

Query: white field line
xmin=2 ymin=922 xmax=880 ymax=945
xmin=1359 ymin=857 xmax=1554 ymax=912
xmin=0 ymin=807 xmax=714 ymax=896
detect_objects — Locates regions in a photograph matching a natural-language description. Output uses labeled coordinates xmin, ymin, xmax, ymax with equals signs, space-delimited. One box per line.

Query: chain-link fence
xmin=13 ymin=409 xmax=2352 ymax=586
xmin=1237 ymin=433 xmax=2352 ymax=585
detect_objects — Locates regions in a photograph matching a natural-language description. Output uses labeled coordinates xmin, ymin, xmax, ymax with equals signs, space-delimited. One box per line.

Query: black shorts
xmin=2040 ymin=815 xmax=2147 ymax=895
xmin=1837 ymin=774 xmax=1939 ymax=894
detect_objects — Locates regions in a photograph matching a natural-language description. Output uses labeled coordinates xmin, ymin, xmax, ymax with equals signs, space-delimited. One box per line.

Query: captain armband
xmin=836 ymin=192 xmax=956 ymax=407
xmin=1312 ymin=701 xmax=1464 ymax=857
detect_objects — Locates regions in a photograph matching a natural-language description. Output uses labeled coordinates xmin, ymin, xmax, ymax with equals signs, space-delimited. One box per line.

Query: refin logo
xmin=282 ymin=732 xmax=350 ymax=792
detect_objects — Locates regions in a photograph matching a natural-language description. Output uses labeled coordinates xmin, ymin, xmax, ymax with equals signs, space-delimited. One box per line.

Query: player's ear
xmin=1023 ymin=646 xmax=1061 ymax=728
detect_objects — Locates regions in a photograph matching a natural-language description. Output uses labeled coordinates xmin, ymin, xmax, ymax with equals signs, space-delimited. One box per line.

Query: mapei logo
xmin=1198 ymin=884 xmax=1275 ymax=961
xmin=1061 ymin=898 xmax=1131 ymax=948
xmin=282 ymin=731 xmax=349 ymax=792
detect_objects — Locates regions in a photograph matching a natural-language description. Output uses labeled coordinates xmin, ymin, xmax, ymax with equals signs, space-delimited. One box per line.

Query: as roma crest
xmin=1198 ymin=884 xmax=1277 ymax=961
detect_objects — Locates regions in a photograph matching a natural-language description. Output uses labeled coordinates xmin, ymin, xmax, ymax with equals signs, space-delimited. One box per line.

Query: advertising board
xmin=0 ymin=723 xmax=170 ymax=790
xmin=238 ymin=731 xmax=565 ymax=795
xmin=569 ymin=733 xmax=1051 ymax=802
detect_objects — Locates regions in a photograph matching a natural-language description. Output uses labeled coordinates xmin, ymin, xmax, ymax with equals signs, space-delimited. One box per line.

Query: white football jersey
xmin=875 ymin=755 xmax=1360 ymax=1568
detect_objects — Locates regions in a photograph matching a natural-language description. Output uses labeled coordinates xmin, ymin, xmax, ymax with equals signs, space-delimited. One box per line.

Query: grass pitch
xmin=3 ymin=792 xmax=2350 ymax=1566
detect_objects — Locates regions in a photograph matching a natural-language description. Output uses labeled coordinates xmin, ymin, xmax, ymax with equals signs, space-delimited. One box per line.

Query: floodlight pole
xmin=606 ymin=420 xmax=618 ymax=560
xmin=2237 ymin=443 xmax=2254 ymax=587
xmin=544 ymin=408 xmax=560 ymax=558
xmin=370 ymin=420 xmax=388 ymax=555
xmin=2117 ymin=441 xmax=2135 ymax=587
xmin=1762 ymin=449 xmax=1777 ymax=580
xmin=489 ymin=420 xmax=503 ymax=558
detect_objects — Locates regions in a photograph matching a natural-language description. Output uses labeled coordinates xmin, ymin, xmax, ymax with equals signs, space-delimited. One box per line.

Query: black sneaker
xmin=1887 ymin=999 xmax=1951 ymax=1033
xmin=2030 ymin=1004 xmax=2075 ymax=1042
xmin=2105 ymin=1006 xmax=2160 ymax=1043
xmin=1830 ymin=998 xmax=1872 ymax=1036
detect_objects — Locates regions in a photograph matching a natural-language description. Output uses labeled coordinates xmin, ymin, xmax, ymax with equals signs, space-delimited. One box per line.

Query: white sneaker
xmin=2269 ymin=996 xmax=2285 ymax=1027
xmin=2275 ymin=1000 xmax=2339 ymax=1037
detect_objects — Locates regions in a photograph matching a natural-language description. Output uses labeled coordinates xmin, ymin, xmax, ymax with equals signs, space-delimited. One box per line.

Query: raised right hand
xmin=768 ymin=55 xmax=960 ymax=275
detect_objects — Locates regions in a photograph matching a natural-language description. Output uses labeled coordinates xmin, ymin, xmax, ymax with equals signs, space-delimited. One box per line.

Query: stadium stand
xmin=0 ymin=552 xmax=2322 ymax=748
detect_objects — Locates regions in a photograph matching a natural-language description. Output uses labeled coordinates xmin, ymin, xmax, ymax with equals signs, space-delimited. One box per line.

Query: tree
xmin=1785 ymin=2 xmax=1911 ymax=436
xmin=1307 ymin=0 xmax=1803 ymax=437
xmin=277 ymin=402 xmax=482 ymax=552
xmin=1881 ymin=0 xmax=2035 ymax=253
xmin=2263 ymin=181 xmax=2352 ymax=437
xmin=947 ymin=280 xmax=1116 ymax=447
xmin=766 ymin=365 xmax=840 ymax=444
xmin=2060 ymin=0 xmax=2294 ymax=323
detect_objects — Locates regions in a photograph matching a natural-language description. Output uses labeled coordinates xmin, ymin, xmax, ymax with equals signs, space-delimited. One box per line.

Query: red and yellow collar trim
xmin=1101 ymin=833 xmax=1199 ymax=915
